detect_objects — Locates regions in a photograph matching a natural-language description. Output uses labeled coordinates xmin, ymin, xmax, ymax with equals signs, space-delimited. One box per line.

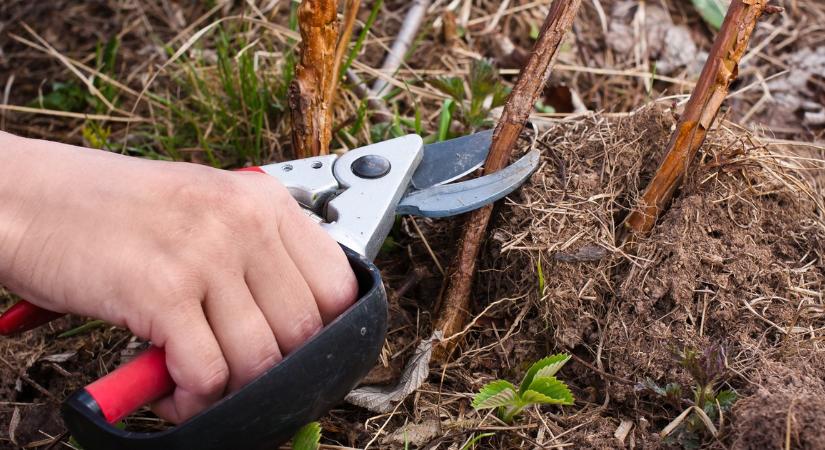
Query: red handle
xmin=84 ymin=346 xmax=174 ymax=423
xmin=236 ymin=166 xmax=264 ymax=173
xmin=0 ymin=301 xmax=174 ymax=422
xmin=0 ymin=300 xmax=65 ymax=335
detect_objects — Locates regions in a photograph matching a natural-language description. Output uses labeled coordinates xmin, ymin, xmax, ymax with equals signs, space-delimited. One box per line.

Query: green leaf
xmin=525 ymin=376 xmax=574 ymax=405
xmin=32 ymin=82 xmax=91 ymax=112
xmin=519 ymin=354 xmax=571 ymax=393
xmin=58 ymin=320 xmax=106 ymax=338
xmin=691 ymin=0 xmax=729 ymax=30
xmin=715 ymin=389 xmax=737 ymax=410
xmin=665 ymin=382 xmax=683 ymax=401
xmin=529 ymin=22 xmax=540 ymax=40
xmin=429 ymin=76 xmax=465 ymax=102
xmin=468 ymin=59 xmax=498 ymax=100
xmin=460 ymin=432 xmax=495 ymax=450
xmin=340 ymin=0 xmax=383 ymax=77
xmin=472 ymin=380 xmax=518 ymax=410
xmin=437 ymin=98 xmax=455 ymax=141
xmin=643 ymin=377 xmax=667 ymax=396
xmin=537 ymin=257 xmax=545 ymax=298
xmin=292 ymin=422 xmax=321 ymax=450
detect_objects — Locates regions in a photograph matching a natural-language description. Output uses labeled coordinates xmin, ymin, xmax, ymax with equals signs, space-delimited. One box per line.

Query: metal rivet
xmin=282 ymin=164 xmax=293 ymax=172
xmin=360 ymin=327 xmax=367 ymax=336
xmin=351 ymin=155 xmax=391 ymax=179
xmin=311 ymin=161 xmax=323 ymax=169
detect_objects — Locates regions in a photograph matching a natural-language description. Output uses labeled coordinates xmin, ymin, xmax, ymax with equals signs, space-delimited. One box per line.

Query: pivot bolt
xmin=351 ymin=155 xmax=391 ymax=179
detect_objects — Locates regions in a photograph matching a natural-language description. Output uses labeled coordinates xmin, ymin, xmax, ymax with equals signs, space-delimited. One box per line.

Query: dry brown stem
xmin=289 ymin=0 xmax=339 ymax=158
xmin=433 ymin=0 xmax=582 ymax=360
xmin=329 ymin=0 xmax=360 ymax=104
xmin=622 ymin=0 xmax=770 ymax=234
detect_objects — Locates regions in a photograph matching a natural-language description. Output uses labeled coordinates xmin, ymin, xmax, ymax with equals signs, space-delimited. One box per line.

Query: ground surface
xmin=1 ymin=1 xmax=824 ymax=449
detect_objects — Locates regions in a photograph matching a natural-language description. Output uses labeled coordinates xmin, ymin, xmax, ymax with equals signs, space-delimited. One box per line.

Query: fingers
xmin=151 ymin=302 xmax=227 ymax=423
xmin=153 ymin=279 xmax=282 ymax=422
xmin=276 ymin=200 xmax=359 ymax=324
xmin=202 ymin=275 xmax=282 ymax=392
xmin=245 ymin=239 xmax=323 ymax=355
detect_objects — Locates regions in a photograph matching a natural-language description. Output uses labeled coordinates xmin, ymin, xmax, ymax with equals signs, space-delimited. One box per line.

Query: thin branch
xmin=622 ymin=0 xmax=775 ymax=235
xmin=433 ymin=0 xmax=582 ymax=360
xmin=369 ymin=0 xmax=431 ymax=97
xmin=328 ymin=0 xmax=362 ymax=107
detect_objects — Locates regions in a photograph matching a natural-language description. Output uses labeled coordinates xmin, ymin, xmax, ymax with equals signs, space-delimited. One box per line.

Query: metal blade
xmin=397 ymin=149 xmax=540 ymax=218
xmin=411 ymin=130 xmax=493 ymax=189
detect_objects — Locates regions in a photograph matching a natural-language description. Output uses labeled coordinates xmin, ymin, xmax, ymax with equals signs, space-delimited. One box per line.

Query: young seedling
xmin=429 ymin=59 xmax=508 ymax=135
xmin=647 ymin=345 xmax=738 ymax=449
xmin=471 ymin=354 xmax=574 ymax=423
xmin=291 ymin=421 xmax=321 ymax=450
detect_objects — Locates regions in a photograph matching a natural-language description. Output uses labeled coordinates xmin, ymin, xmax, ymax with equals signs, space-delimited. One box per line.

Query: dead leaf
xmin=39 ymin=352 xmax=76 ymax=363
xmin=387 ymin=419 xmax=441 ymax=447
xmin=554 ymin=245 xmax=607 ymax=263
xmin=606 ymin=2 xmax=700 ymax=75
xmin=9 ymin=406 xmax=20 ymax=445
xmin=345 ymin=331 xmax=442 ymax=413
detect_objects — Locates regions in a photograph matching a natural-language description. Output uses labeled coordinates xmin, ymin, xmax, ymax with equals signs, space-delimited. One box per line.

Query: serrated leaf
xmin=471 ymin=380 xmax=517 ymax=410
xmin=525 ymin=376 xmax=574 ymax=405
xmin=428 ymin=76 xmax=465 ymax=102
xmin=715 ymin=389 xmax=737 ymax=410
xmin=468 ymin=59 xmax=498 ymax=100
xmin=533 ymin=356 xmax=571 ymax=380
xmin=520 ymin=354 xmax=571 ymax=393
xmin=291 ymin=422 xmax=321 ymax=450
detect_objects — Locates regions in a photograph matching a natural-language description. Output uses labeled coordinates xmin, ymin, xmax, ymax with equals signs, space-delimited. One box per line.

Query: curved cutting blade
xmin=397 ymin=149 xmax=540 ymax=218
xmin=412 ymin=130 xmax=493 ymax=189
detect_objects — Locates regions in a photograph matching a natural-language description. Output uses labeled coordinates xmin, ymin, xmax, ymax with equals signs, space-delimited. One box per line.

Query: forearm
xmin=0 ymin=132 xmax=120 ymax=303
xmin=0 ymin=131 xmax=48 ymax=283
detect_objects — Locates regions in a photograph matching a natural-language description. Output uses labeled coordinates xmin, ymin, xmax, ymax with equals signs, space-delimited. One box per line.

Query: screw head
xmin=351 ymin=155 xmax=391 ymax=179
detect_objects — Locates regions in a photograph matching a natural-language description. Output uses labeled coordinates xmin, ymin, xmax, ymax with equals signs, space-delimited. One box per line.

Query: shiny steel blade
xmin=411 ymin=130 xmax=493 ymax=190
xmin=397 ymin=149 xmax=540 ymax=218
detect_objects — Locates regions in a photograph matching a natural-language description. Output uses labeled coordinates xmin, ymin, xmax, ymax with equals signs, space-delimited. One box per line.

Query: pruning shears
xmin=0 ymin=131 xmax=539 ymax=450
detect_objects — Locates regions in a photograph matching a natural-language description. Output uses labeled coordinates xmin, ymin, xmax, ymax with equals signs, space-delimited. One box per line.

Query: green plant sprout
xmin=646 ymin=344 xmax=737 ymax=449
xmin=429 ymin=58 xmax=509 ymax=136
xmin=471 ymin=354 xmax=574 ymax=423
xmin=291 ymin=421 xmax=321 ymax=450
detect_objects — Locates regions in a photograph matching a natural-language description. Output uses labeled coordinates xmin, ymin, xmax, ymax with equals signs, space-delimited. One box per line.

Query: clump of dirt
xmin=479 ymin=103 xmax=825 ymax=447
xmin=731 ymin=358 xmax=825 ymax=450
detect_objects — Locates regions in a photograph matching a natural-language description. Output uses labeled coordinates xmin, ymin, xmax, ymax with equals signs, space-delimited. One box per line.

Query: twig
xmin=390 ymin=267 xmax=429 ymax=303
xmin=0 ymin=355 xmax=56 ymax=400
xmin=289 ymin=0 xmax=339 ymax=158
xmin=622 ymin=0 xmax=774 ymax=235
xmin=432 ymin=0 xmax=582 ymax=360
xmin=329 ymin=0 xmax=362 ymax=108
xmin=369 ymin=0 xmax=432 ymax=97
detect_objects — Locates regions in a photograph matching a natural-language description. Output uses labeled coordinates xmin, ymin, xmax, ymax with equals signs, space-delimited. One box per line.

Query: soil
xmin=474 ymin=105 xmax=825 ymax=448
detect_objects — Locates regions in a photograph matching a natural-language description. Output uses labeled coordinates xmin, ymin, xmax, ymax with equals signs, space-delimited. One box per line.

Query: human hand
xmin=0 ymin=132 xmax=358 ymax=422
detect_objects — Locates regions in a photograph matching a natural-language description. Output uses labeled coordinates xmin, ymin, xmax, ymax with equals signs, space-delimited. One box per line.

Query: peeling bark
xmin=433 ymin=0 xmax=582 ymax=361
xmin=289 ymin=0 xmax=339 ymax=158
xmin=622 ymin=0 xmax=772 ymax=235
